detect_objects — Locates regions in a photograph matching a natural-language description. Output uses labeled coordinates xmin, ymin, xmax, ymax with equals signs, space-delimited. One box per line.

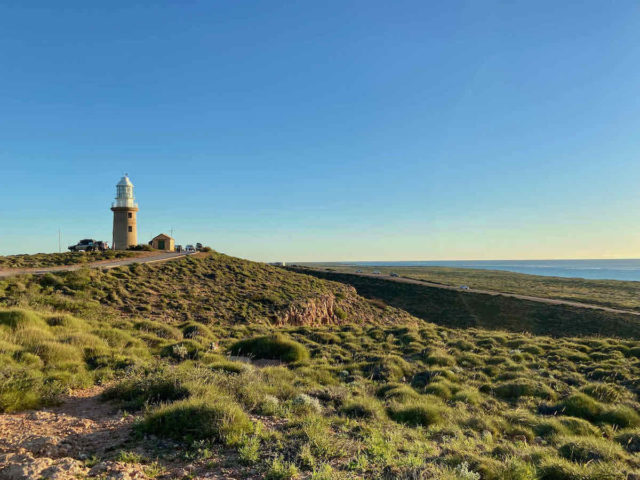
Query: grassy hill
xmin=303 ymin=264 xmax=640 ymax=312
xmin=0 ymin=253 xmax=411 ymax=327
xmin=0 ymin=250 xmax=142 ymax=270
xmin=294 ymin=268 xmax=640 ymax=339
xmin=0 ymin=253 xmax=639 ymax=479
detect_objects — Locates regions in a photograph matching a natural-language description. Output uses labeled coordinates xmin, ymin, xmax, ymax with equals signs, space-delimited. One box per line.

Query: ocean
xmin=340 ymin=259 xmax=640 ymax=282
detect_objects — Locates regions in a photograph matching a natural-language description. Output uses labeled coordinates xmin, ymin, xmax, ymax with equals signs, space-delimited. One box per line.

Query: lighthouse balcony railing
xmin=112 ymin=201 xmax=138 ymax=208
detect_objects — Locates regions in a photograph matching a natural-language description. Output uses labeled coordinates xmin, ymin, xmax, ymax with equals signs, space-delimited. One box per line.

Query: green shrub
xmin=538 ymin=457 xmax=591 ymax=480
xmin=181 ymin=322 xmax=214 ymax=341
xmin=340 ymin=396 xmax=384 ymax=419
xmin=580 ymin=383 xmax=624 ymax=403
xmin=237 ymin=435 xmax=260 ymax=465
xmin=290 ymin=393 xmax=322 ymax=415
xmin=494 ymin=380 xmax=556 ymax=401
xmin=557 ymin=436 xmax=625 ymax=463
xmin=46 ymin=314 xmax=88 ymax=330
xmin=0 ymin=309 xmax=48 ymax=329
xmin=522 ymin=344 xmax=545 ymax=355
xmin=598 ymin=405 xmax=640 ymax=428
xmin=388 ymin=398 xmax=445 ymax=427
xmin=266 ymin=455 xmax=299 ymax=480
xmin=614 ymin=428 xmax=640 ymax=453
xmin=134 ymin=320 xmax=182 ymax=340
xmin=31 ymin=341 xmax=83 ymax=366
xmin=94 ymin=328 xmax=141 ymax=349
xmin=229 ymin=334 xmax=309 ymax=363
xmin=452 ymin=388 xmax=483 ymax=405
xmin=450 ymin=339 xmax=474 ymax=351
xmin=209 ymin=360 xmax=250 ymax=374
xmin=626 ymin=346 xmax=640 ymax=358
xmin=424 ymin=348 xmax=456 ymax=366
xmin=102 ymin=371 xmax=190 ymax=410
xmin=376 ymin=383 xmax=419 ymax=403
xmin=160 ymin=340 xmax=202 ymax=360
xmin=495 ymin=457 xmax=537 ymax=480
xmin=0 ymin=367 xmax=47 ymax=412
xmin=557 ymin=393 xmax=602 ymax=421
xmin=556 ymin=417 xmax=601 ymax=437
xmin=424 ymin=380 xmax=453 ymax=400
xmin=309 ymin=331 xmax=341 ymax=344
xmin=140 ymin=397 xmax=253 ymax=445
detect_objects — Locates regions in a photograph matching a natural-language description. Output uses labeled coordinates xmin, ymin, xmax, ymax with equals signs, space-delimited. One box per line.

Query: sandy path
xmin=0 ymin=387 xmax=261 ymax=480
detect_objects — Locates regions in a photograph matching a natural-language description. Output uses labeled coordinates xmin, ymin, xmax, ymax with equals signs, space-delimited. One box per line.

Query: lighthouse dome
xmin=117 ymin=175 xmax=134 ymax=187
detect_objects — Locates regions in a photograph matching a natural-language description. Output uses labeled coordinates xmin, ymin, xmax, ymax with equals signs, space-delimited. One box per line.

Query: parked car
xmin=355 ymin=269 xmax=363 ymax=273
xmin=185 ymin=245 xmax=196 ymax=253
xmin=390 ymin=272 xmax=399 ymax=277
xmin=372 ymin=270 xmax=381 ymax=275
xmin=68 ymin=239 xmax=107 ymax=252
xmin=175 ymin=245 xmax=183 ymax=252
xmin=459 ymin=285 xmax=470 ymax=290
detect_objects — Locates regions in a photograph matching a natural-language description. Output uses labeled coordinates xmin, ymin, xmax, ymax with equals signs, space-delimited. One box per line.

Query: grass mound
xmin=552 ymin=393 xmax=640 ymax=427
xmin=229 ymin=334 xmax=309 ymax=363
xmin=555 ymin=393 xmax=602 ymax=421
xmin=140 ymin=397 xmax=253 ymax=445
xmin=0 ymin=308 xmax=149 ymax=412
xmin=339 ymin=396 xmax=384 ymax=419
xmin=494 ymin=379 xmax=557 ymax=401
xmin=557 ymin=436 xmax=625 ymax=463
xmin=615 ymin=428 xmax=640 ymax=453
xmin=102 ymin=370 xmax=190 ymax=410
xmin=388 ymin=398 xmax=445 ymax=427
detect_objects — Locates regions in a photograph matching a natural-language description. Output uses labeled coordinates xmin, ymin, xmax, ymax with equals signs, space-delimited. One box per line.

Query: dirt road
xmin=0 ymin=252 xmax=192 ymax=278
xmin=300 ymin=268 xmax=640 ymax=317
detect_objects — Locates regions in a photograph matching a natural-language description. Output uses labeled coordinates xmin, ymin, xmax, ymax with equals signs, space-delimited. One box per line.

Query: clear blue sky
xmin=1 ymin=1 xmax=639 ymax=261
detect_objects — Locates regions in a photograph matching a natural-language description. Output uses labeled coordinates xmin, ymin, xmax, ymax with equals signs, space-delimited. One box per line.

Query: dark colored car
xmin=68 ymin=239 xmax=108 ymax=252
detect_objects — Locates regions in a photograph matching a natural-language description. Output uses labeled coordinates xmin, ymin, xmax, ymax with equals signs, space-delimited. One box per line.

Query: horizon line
xmin=291 ymin=257 xmax=640 ymax=263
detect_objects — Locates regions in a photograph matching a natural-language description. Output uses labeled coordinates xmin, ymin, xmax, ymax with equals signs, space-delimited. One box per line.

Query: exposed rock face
xmin=276 ymin=286 xmax=383 ymax=326
xmin=277 ymin=294 xmax=339 ymax=326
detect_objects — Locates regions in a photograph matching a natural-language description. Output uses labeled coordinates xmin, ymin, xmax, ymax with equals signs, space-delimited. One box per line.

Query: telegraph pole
xmin=58 ymin=228 xmax=61 ymax=253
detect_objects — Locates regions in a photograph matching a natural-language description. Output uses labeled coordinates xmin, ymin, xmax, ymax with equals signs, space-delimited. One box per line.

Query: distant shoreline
xmin=296 ymin=259 xmax=640 ymax=282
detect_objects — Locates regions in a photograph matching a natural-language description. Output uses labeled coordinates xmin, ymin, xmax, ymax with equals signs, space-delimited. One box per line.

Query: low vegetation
xmin=304 ymin=264 xmax=640 ymax=312
xmin=229 ymin=334 xmax=310 ymax=363
xmin=0 ymin=250 xmax=140 ymax=269
xmin=297 ymin=268 xmax=640 ymax=339
xmin=0 ymin=253 xmax=639 ymax=478
xmin=0 ymin=253 xmax=404 ymax=327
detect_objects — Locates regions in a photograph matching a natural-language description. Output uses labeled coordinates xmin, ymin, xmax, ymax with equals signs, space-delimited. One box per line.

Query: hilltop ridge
xmin=0 ymin=252 xmax=413 ymax=327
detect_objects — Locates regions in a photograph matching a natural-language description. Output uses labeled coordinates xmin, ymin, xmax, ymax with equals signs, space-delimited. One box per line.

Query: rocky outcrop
xmin=276 ymin=286 xmax=380 ymax=326
xmin=277 ymin=294 xmax=339 ymax=326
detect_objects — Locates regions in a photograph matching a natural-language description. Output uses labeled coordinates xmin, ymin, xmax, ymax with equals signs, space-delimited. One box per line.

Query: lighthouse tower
xmin=111 ymin=175 xmax=139 ymax=250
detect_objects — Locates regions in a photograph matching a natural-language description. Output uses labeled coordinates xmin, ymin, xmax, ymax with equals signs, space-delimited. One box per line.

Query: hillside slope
xmin=0 ymin=253 xmax=412 ymax=327
xmin=0 ymin=253 xmax=639 ymax=478
xmin=305 ymin=264 xmax=640 ymax=312
xmin=294 ymin=268 xmax=640 ymax=339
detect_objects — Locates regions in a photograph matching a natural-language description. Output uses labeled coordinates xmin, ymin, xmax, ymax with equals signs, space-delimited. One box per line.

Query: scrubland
xmin=309 ymin=264 xmax=640 ymax=312
xmin=0 ymin=250 xmax=139 ymax=270
xmin=1 ymin=253 xmax=639 ymax=479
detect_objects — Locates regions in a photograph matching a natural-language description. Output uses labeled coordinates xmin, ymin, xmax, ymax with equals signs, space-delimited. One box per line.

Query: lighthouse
xmin=111 ymin=175 xmax=139 ymax=250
